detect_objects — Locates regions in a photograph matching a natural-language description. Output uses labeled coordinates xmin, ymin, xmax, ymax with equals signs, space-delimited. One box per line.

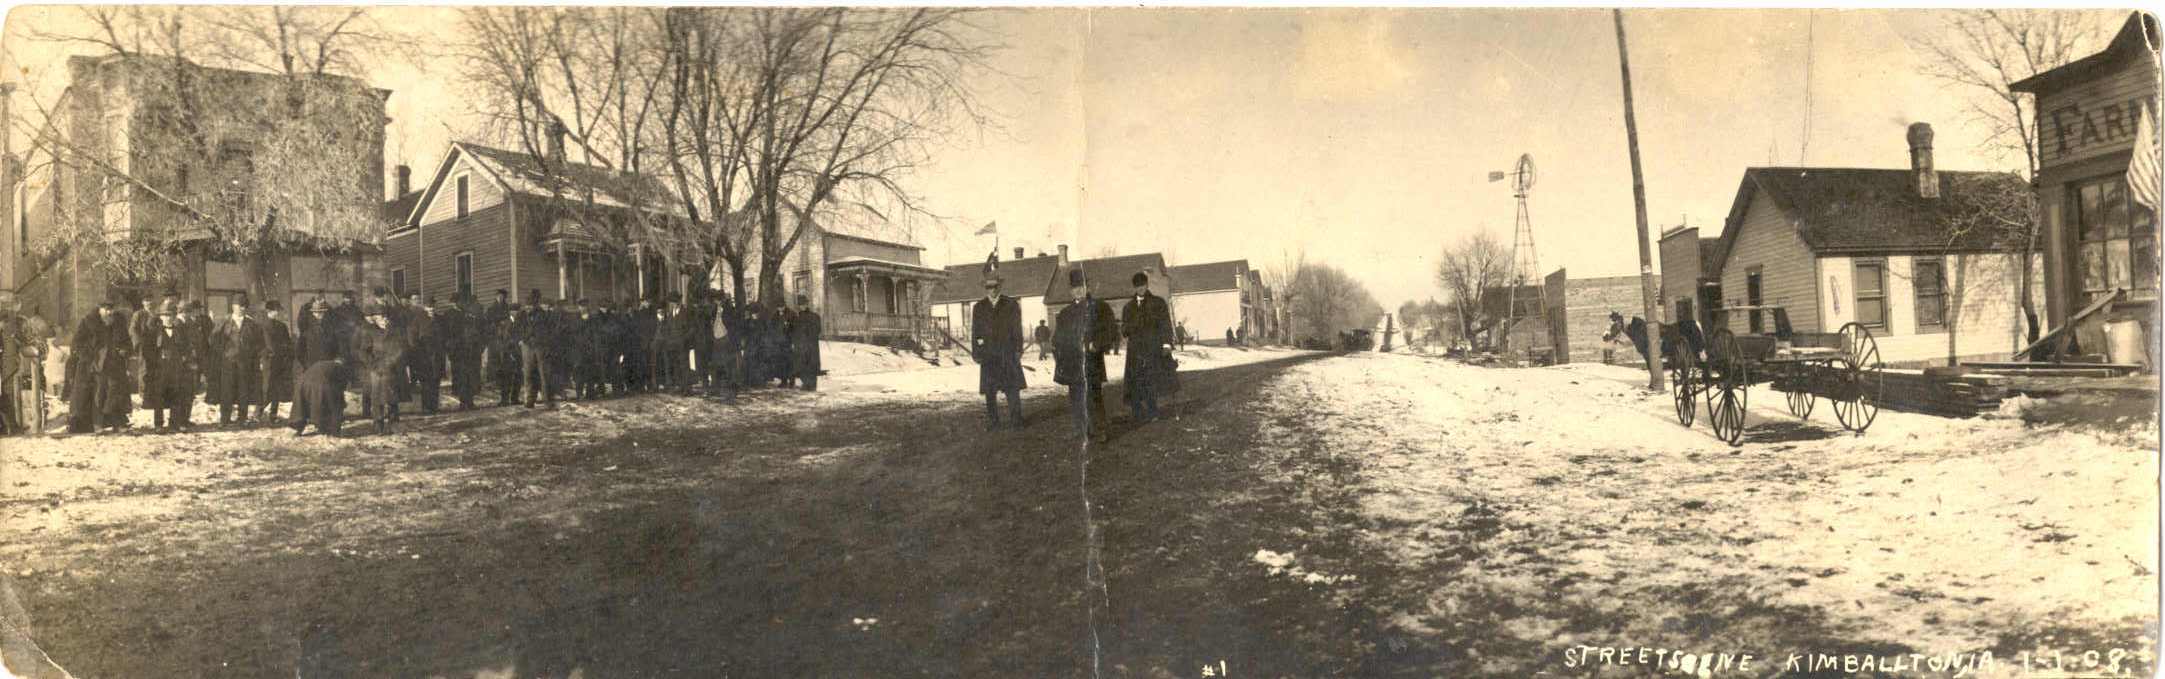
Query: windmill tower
xmin=1490 ymin=153 xmax=1544 ymax=348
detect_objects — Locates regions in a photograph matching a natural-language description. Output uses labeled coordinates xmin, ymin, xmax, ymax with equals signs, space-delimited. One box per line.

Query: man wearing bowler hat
xmin=1052 ymin=267 xmax=1117 ymax=443
xmin=973 ymin=255 xmax=1026 ymax=429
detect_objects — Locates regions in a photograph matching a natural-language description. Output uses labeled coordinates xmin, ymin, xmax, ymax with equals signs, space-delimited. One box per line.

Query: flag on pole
xmin=2131 ymin=102 xmax=2161 ymax=212
xmin=975 ymin=221 xmax=998 ymax=236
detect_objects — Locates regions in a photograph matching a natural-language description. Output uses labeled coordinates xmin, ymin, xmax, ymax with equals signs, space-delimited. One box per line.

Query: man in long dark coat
xmin=128 ymin=297 xmax=157 ymax=405
xmin=289 ymin=357 xmax=351 ymax=438
xmin=65 ymin=300 xmax=128 ymax=434
xmin=741 ymin=303 xmax=769 ymax=386
xmin=768 ymin=305 xmax=793 ymax=388
xmin=789 ymin=295 xmax=822 ymax=392
xmin=212 ymin=298 xmax=267 ymax=427
xmin=972 ymin=276 xmax=1026 ymax=429
xmin=258 ymin=300 xmax=294 ymax=423
xmin=1121 ymin=270 xmax=1177 ymax=424
xmin=1053 ymin=268 xmax=1117 ymax=444
xmin=651 ymin=296 xmax=689 ymax=392
xmin=406 ymin=295 xmax=445 ymax=414
xmin=571 ymin=301 xmax=605 ymax=400
xmin=182 ymin=301 xmax=213 ymax=398
xmin=517 ymin=291 xmax=554 ymax=408
xmin=444 ymin=295 xmax=482 ymax=411
xmin=485 ymin=290 xmax=520 ymax=406
xmin=357 ymin=304 xmax=407 ymax=432
xmin=150 ymin=304 xmax=198 ymax=432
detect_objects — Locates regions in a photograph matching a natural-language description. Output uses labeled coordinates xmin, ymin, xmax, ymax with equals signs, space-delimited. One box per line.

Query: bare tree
xmin=1285 ymin=261 xmax=1382 ymax=345
xmin=1911 ymin=10 xmax=2111 ymax=345
xmin=1260 ymin=247 xmax=1305 ymax=345
xmin=1435 ymin=230 xmax=1514 ymax=349
xmin=1934 ymin=172 xmax=2037 ymax=365
xmin=18 ymin=7 xmax=406 ymax=300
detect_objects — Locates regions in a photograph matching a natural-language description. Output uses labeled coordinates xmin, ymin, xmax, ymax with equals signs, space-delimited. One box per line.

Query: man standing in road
xmin=259 ymin=300 xmax=294 ymax=423
xmin=1033 ymin=319 xmax=1052 ymax=360
xmin=444 ymin=295 xmax=482 ymax=411
xmin=973 ymin=271 xmax=1026 ymax=429
xmin=790 ymin=295 xmax=822 ymax=392
xmin=1122 ymin=271 xmax=1176 ymax=424
xmin=486 ymin=290 xmax=519 ymax=406
xmin=358 ymin=303 xmax=407 ymax=432
xmin=407 ymin=296 xmax=446 ymax=414
xmin=518 ymin=290 xmax=554 ymax=408
xmin=150 ymin=302 xmax=197 ymax=432
xmin=212 ymin=296 xmax=266 ymax=428
xmin=1053 ymin=268 xmax=1117 ymax=444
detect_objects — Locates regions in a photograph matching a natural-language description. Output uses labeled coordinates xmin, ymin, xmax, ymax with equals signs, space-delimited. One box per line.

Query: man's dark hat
xmin=311 ymin=300 xmax=331 ymax=312
xmin=495 ymin=289 xmax=509 ymax=297
xmin=265 ymin=300 xmax=283 ymax=311
xmin=1131 ymin=271 xmax=1149 ymax=287
xmin=796 ymin=294 xmax=809 ymax=306
xmin=1068 ymin=267 xmax=1087 ymax=288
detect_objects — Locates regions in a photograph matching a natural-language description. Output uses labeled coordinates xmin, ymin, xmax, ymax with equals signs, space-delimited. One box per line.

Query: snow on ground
xmin=1244 ymin=352 xmax=2156 ymax=660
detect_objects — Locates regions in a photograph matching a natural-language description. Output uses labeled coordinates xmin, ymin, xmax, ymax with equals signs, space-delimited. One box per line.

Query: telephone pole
xmin=1614 ymin=9 xmax=1666 ymax=391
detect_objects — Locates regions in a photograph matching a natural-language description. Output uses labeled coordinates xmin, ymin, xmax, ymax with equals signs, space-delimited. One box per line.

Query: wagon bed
xmin=1667 ymin=306 xmax=1885 ymax=446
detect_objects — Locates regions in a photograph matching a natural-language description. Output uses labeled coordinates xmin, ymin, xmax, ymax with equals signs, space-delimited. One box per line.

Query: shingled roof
xmin=1718 ymin=167 xmax=2031 ymax=258
xmin=1043 ymin=253 xmax=1169 ymax=305
xmin=1166 ymin=260 xmax=1248 ymax=294
xmin=459 ymin=143 xmax=682 ymax=214
xmin=929 ymin=253 xmax=1063 ymax=304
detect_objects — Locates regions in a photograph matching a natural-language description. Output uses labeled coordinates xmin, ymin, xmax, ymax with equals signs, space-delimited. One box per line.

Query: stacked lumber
xmin=1858 ymin=370 xmax=2008 ymax=418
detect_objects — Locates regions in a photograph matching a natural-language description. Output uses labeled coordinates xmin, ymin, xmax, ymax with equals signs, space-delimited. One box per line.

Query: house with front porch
xmin=741 ymin=224 xmax=947 ymax=346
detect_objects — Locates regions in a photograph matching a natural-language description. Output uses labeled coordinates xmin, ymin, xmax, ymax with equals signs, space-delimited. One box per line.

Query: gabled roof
xmin=1043 ymin=253 xmax=1169 ymax=305
xmin=1166 ymin=260 xmax=1248 ymax=294
xmin=2011 ymin=12 xmax=2160 ymax=94
xmin=929 ymin=253 xmax=1061 ymax=303
xmin=383 ymin=190 xmax=424 ymax=228
xmin=403 ymin=142 xmax=687 ymax=229
xmin=1714 ymin=167 xmax=2031 ymax=262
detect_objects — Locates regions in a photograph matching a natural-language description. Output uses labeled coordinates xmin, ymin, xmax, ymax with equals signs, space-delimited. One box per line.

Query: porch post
xmin=634 ymin=245 xmax=647 ymax=300
xmin=557 ymin=249 xmax=569 ymax=300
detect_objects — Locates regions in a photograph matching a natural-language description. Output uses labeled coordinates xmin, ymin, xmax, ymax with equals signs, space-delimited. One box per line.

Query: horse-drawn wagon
xmin=1666 ymin=305 xmax=1886 ymax=446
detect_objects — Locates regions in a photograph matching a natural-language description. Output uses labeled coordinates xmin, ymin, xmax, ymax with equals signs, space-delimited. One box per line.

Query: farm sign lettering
xmin=2046 ymin=97 xmax=2152 ymax=157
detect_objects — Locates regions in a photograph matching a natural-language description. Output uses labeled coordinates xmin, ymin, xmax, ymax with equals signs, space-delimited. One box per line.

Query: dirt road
xmin=1 ymin=351 xmax=2153 ymax=677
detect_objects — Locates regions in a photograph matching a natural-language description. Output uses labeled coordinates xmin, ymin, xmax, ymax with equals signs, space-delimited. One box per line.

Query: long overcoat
xmin=972 ymin=295 xmax=1026 ymax=393
xmin=149 ymin=323 xmax=200 ymax=408
xmin=1121 ymin=292 xmax=1179 ymax=398
xmin=210 ymin=317 xmax=267 ymax=406
xmin=357 ymin=322 xmax=409 ymax=409
xmin=261 ymin=317 xmax=294 ymax=403
xmin=1052 ymin=297 xmax=1118 ymax=387
xmin=789 ymin=309 xmax=822 ymax=377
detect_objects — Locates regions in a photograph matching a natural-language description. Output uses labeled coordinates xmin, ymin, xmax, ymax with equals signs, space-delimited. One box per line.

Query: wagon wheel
xmin=1705 ymin=329 xmax=1748 ymax=446
xmin=1831 ymin=323 xmax=1884 ymax=433
xmin=1710 ymin=383 xmax=1747 ymax=446
xmin=1669 ymin=338 xmax=1697 ymax=427
xmin=1785 ymin=388 xmax=1815 ymax=420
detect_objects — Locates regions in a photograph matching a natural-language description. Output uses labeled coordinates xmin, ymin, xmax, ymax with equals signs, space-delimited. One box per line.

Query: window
xmin=456 ymin=174 xmax=470 ymax=219
xmin=391 ymin=268 xmax=408 ymax=298
xmin=1745 ymin=268 xmax=1765 ymax=333
xmin=455 ymin=252 xmax=474 ymax=300
xmin=794 ymin=271 xmax=813 ymax=306
xmin=2072 ymin=173 xmax=2159 ymax=300
xmin=1854 ymin=260 xmax=1887 ymax=328
xmin=1913 ymin=258 xmax=1946 ymax=328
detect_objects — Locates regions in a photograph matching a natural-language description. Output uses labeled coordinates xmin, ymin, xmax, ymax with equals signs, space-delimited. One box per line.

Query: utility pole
xmin=1614 ymin=9 xmax=1665 ymax=391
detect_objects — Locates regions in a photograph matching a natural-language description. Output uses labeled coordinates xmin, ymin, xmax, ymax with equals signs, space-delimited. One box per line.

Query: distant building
xmin=2010 ymin=12 xmax=2159 ymax=356
xmin=1707 ymin=124 xmax=2034 ymax=365
xmin=928 ymin=245 xmax=1066 ymax=348
xmin=1166 ymin=259 xmax=1251 ymax=344
xmin=1657 ymin=226 xmax=1724 ymax=329
xmin=8 ymin=54 xmax=390 ymax=323
xmin=1044 ymin=252 xmax=1171 ymax=323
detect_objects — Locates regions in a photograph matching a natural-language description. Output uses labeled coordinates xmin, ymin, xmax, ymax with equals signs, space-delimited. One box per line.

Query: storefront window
xmin=2074 ymin=174 xmax=2159 ymax=300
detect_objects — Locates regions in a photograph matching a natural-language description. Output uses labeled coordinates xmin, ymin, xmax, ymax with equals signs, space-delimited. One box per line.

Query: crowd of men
xmin=43 ymin=286 xmax=824 ymax=438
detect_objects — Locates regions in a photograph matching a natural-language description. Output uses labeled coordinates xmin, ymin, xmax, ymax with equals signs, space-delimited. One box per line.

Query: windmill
xmin=1488 ymin=153 xmax=1544 ymax=349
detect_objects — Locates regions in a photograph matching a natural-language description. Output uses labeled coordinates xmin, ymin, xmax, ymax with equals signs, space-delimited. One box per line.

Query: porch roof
xmin=829 ymin=256 xmax=948 ymax=278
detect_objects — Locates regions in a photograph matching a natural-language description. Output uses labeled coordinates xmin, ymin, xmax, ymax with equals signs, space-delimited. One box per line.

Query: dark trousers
xmin=413 ymin=372 xmax=442 ymax=413
xmin=1129 ymin=382 xmax=1161 ymax=422
xmin=491 ymin=347 xmax=520 ymax=405
xmin=985 ymin=389 xmax=1021 ymax=425
xmin=520 ymin=344 xmax=552 ymax=406
xmin=1068 ymin=382 xmax=1106 ymax=440
xmin=364 ymin=372 xmax=400 ymax=427
xmin=652 ymin=348 xmax=686 ymax=390
xmin=161 ymin=393 xmax=193 ymax=429
xmin=450 ymin=352 xmax=480 ymax=409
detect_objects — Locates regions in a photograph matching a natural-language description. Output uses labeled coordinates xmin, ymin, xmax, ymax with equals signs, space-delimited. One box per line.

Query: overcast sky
xmin=2 ymin=8 xmax=2127 ymax=311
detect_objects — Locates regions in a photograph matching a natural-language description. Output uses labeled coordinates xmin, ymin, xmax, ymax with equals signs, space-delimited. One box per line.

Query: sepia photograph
xmin=0 ymin=5 xmax=2157 ymax=677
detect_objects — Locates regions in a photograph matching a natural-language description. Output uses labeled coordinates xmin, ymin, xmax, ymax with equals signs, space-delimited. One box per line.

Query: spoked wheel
xmin=1785 ymin=389 xmax=1815 ymax=420
xmin=1832 ymin=323 xmax=1884 ymax=433
xmin=1705 ymin=329 xmax=1748 ymax=446
xmin=1669 ymin=341 xmax=1697 ymax=427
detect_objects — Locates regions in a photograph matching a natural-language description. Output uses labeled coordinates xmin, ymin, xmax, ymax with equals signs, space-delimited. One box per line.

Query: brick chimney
xmin=1013 ymin=246 xmax=1025 ymax=260
xmin=1907 ymin=122 xmax=1939 ymax=199
xmin=1057 ymin=244 xmax=1069 ymax=265
xmin=395 ymin=164 xmax=411 ymax=197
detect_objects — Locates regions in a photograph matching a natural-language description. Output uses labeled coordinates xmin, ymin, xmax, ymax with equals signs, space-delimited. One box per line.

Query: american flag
xmin=974 ymin=221 xmax=998 ymax=236
xmin=2132 ymin=101 xmax=2160 ymax=212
